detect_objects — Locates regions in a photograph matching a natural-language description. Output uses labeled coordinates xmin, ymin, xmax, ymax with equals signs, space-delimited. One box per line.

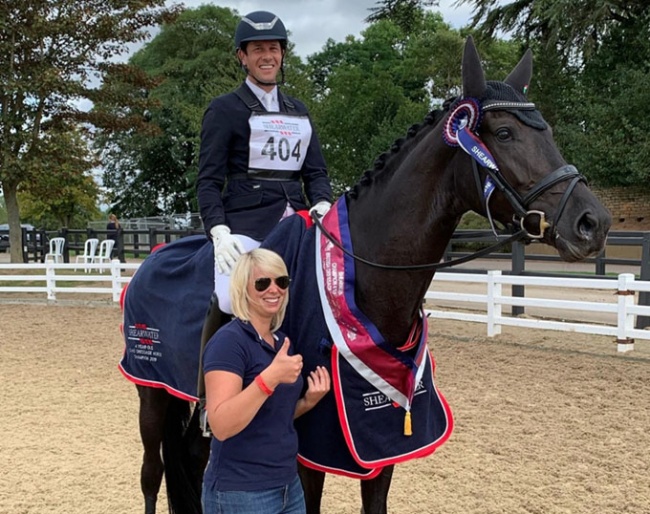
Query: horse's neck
xmin=348 ymin=124 xmax=465 ymax=344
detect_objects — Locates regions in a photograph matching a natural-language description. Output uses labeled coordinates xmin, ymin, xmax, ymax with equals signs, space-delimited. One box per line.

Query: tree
xmin=18 ymin=130 xmax=101 ymax=228
xmin=366 ymin=0 xmax=438 ymax=33
xmin=0 ymin=0 xmax=181 ymax=262
xmin=559 ymin=14 xmax=650 ymax=186
xmin=459 ymin=0 xmax=650 ymax=187
xmin=460 ymin=0 xmax=648 ymax=60
xmin=306 ymin=11 xmax=519 ymax=193
xmin=307 ymin=14 xmax=448 ymax=191
xmin=0 ymin=196 xmax=6 ymax=223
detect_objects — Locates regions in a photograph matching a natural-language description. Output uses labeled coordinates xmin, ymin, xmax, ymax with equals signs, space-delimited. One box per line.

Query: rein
xmin=312 ymin=212 xmax=526 ymax=271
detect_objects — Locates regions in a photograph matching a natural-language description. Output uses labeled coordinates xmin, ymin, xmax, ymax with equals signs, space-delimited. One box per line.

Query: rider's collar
xmin=246 ymin=77 xmax=278 ymax=107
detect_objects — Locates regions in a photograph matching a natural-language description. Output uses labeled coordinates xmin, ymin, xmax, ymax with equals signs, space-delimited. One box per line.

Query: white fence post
xmin=46 ymin=261 xmax=56 ymax=300
xmin=487 ymin=270 xmax=502 ymax=337
xmin=111 ymin=259 xmax=122 ymax=303
xmin=616 ymin=273 xmax=635 ymax=353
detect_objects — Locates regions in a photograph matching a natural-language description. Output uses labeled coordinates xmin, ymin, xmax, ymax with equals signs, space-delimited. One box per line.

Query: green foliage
xmin=453 ymin=211 xmax=503 ymax=252
xmin=461 ymin=0 xmax=650 ymax=189
xmin=0 ymin=0 xmax=180 ymax=261
xmin=366 ymin=0 xmax=438 ymax=33
xmin=307 ymin=14 xmax=460 ymax=192
xmin=19 ymin=175 xmax=102 ymax=229
xmin=560 ymin=12 xmax=650 ymax=187
xmin=306 ymin=13 xmax=521 ymax=194
xmin=95 ymin=5 xmax=245 ymax=217
xmin=18 ymin=129 xmax=101 ymax=228
xmin=457 ymin=211 xmax=491 ymax=230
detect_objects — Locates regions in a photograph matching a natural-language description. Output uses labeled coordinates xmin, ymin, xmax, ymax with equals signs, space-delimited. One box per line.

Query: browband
xmin=482 ymin=100 xmax=536 ymax=111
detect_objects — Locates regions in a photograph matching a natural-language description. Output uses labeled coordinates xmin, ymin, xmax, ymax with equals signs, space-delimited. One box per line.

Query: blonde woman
xmin=201 ymin=248 xmax=330 ymax=514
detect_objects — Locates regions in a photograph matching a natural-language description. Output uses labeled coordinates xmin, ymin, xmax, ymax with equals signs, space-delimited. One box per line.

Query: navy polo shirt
xmin=202 ymin=318 xmax=304 ymax=492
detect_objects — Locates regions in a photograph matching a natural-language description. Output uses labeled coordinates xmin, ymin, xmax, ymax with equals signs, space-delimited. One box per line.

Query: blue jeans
xmin=202 ymin=475 xmax=306 ymax=514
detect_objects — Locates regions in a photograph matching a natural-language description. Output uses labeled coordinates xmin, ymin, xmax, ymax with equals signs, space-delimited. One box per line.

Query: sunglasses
xmin=254 ymin=276 xmax=291 ymax=292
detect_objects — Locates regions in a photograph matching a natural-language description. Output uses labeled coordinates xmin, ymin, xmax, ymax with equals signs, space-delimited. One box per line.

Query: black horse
xmin=122 ymin=37 xmax=611 ymax=514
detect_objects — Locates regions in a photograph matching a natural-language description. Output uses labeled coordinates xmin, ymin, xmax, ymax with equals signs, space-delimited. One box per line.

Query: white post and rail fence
xmin=1 ymin=261 xmax=649 ymax=353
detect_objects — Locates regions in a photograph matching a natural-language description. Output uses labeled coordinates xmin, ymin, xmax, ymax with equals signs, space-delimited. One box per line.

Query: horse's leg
xmin=197 ymin=292 xmax=227 ymax=402
xmin=137 ymin=384 xmax=170 ymax=514
xmin=360 ymin=465 xmax=395 ymax=514
xmin=298 ymin=462 xmax=326 ymax=514
xmin=200 ymin=293 xmax=226 ymax=352
xmin=162 ymin=396 xmax=201 ymax=514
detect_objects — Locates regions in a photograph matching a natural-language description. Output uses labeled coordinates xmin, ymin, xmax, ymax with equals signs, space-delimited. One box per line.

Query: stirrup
xmin=199 ymin=401 xmax=212 ymax=438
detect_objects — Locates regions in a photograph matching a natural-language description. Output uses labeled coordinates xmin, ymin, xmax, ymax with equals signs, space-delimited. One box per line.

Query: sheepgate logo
xmin=362 ymin=381 xmax=427 ymax=412
xmin=128 ymin=323 xmax=160 ymax=345
xmin=262 ymin=118 xmax=300 ymax=136
xmin=127 ymin=323 xmax=163 ymax=363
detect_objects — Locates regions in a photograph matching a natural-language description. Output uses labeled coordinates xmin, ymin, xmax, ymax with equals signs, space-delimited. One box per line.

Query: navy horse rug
xmin=120 ymin=206 xmax=453 ymax=477
xmin=119 ymin=235 xmax=214 ymax=401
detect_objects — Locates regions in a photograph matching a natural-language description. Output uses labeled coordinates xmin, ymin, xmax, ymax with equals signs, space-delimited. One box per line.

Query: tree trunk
xmin=4 ymin=182 xmax=25 ymax=264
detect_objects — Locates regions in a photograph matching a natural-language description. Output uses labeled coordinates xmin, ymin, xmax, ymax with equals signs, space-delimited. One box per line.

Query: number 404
xmin=262 ymin=136 xmax=302 ymax=162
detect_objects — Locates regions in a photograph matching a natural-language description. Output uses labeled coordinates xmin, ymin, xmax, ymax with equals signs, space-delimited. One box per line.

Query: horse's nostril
xmin=577 ymin=212 xmax=597 ymax=239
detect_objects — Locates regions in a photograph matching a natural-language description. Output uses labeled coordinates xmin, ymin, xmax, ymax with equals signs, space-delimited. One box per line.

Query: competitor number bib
xmin=248 ymin=113 xmax=312 ymax=172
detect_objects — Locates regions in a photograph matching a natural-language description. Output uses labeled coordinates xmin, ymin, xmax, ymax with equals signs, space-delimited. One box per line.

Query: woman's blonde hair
xmin=229 ymin=248 xmax=289 ymax=331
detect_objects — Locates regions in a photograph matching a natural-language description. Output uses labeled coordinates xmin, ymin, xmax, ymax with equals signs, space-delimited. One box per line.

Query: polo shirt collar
xmin=235 ymin=318 xmax=279 ymax=350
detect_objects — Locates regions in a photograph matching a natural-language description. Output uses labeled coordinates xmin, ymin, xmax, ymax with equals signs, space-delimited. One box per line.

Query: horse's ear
xmin=505 ymin=49 xmax=533 ymax=95
xmin=462 ymin=36 xmax=487 ymax=99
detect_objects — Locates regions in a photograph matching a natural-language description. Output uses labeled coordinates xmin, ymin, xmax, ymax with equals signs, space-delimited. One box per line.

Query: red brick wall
xmin=591 ymin=186 xmax=650 ymax=228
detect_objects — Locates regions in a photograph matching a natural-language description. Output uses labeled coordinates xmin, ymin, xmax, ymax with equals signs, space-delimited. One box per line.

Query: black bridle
xmin=312 ymin=100 xmax=586 ymax=272
xmin=474 ymin=100 xmax=585 ymax=241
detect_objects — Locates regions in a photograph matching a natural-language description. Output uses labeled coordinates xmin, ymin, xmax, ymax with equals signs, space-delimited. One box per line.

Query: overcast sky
xmin=174 ymin=0 xmax=475 ymax=58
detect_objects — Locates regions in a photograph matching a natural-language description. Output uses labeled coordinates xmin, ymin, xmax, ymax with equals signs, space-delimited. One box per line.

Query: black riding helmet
xmin=235 ymin=11 xmax=288 ymax=51
xmin=235 ymin=11 xmax=288 ymax=86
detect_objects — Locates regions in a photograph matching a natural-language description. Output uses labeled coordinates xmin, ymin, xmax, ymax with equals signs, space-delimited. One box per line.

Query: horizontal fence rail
xmin=425 ymin=270 xmax=650 ymax=352
xmin=1 ymin=263 xmax=649 ymax=353
xmin=0 ymin=260 xmax=140 ymax=302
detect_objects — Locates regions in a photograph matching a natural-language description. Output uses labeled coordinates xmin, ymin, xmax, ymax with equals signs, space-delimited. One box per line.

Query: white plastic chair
xmin=94 ymin=239 xmax=115 ymax=273
xmin=74 ymin=238 xmax=99 ymax=272
xmin=44 ymin=237 xmax=65 ymax=263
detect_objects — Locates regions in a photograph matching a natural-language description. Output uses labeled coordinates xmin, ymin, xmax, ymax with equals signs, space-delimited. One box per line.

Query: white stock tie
xmin=262 ymin=93 xmax=273 ymax=112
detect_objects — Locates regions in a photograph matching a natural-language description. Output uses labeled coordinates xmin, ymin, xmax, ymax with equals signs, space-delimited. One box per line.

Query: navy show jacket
xmin=197 ymin=83 xmax=332 ymax=241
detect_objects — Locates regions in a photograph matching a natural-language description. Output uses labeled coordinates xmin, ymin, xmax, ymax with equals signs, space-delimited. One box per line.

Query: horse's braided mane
xmin=347 ymin=107 xmax=448 ymax=200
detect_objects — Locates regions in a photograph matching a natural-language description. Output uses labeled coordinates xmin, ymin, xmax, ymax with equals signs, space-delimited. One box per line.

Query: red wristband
xmin=255 ymin=375 xmax=274 ymax=396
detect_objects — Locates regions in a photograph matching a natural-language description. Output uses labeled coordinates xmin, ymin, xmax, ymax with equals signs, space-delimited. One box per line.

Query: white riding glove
xmin=210 ymin=225 xmax=246 ymax=276
xmin=309 ymin=201 xmax=332 ymax=219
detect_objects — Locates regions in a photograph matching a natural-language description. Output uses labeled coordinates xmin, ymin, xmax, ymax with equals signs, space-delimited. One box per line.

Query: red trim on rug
xmin=117 ymin=364 xmax=198 ymax=403
xmin=119 ymin=282 xmax=128 ymax=311
xmin=296 ymin=210 xmax=314 ymax=228
xmin=297 ymin=455 xmax=383 ymax=480
xmin=332 ymin=347 xmax=454 ymax=469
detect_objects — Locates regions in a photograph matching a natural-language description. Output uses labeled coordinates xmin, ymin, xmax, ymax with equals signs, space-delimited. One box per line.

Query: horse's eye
xmin=495 ymin=128 xmax=512 ymax=141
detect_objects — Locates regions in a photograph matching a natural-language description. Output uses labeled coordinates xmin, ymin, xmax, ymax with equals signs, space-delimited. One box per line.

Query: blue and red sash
xmin=314 ymin=200 xmax=454 ymax=470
